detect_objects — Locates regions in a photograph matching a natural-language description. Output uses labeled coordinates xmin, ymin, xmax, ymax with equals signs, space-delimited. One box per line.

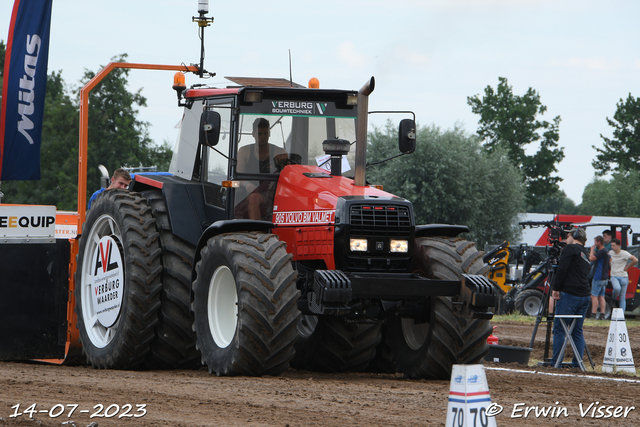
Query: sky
xmin=1 ymin=0 xmax=639 ymax=204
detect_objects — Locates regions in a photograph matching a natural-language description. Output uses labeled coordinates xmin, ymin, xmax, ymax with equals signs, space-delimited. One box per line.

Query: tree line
xmin=466 ymin=77 xmax=640 ymax=218
xmin=369 ymin=76 xmax=639 ymax=245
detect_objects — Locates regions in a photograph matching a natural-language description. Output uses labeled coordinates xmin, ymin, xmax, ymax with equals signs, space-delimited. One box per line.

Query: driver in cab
xmin=237 ymin=118 xmax=288 ymax=174
xmin=236 ymin=118 xmax=289 ymax=220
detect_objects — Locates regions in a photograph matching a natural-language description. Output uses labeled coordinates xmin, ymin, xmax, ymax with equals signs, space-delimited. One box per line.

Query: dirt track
xmin=1 ymin=321 xmax=639 ymax=427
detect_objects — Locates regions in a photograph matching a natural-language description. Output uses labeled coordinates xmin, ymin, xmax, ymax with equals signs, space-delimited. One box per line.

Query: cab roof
xmin=225 ymin=76 xmax=306 ymax=88
xmin=184 ymin=76 xmax=306 ymax=98
xmin=183 ymin=76 xmax=358 ymax=103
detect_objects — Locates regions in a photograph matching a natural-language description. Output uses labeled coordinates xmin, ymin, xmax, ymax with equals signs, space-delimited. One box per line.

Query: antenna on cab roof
xmin=192 ymin=0 xmax=216 ymax=78
xmin=289 ymin=50 xmax=293 ymax=88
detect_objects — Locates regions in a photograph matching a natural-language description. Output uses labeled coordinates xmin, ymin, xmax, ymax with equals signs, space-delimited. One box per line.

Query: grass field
xmin=492 ymin=312 xmax=640 ymax=327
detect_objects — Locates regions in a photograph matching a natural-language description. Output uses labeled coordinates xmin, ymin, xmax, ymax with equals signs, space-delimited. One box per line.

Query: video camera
xmin=519 ymin=218 xmax=575 ymax=265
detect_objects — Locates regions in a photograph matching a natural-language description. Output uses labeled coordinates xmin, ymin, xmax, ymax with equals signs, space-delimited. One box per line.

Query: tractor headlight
xmin=390 ymin=240 xmax=409 ymax=253
xmin=350 ymin=238 xmax=368 ymax=252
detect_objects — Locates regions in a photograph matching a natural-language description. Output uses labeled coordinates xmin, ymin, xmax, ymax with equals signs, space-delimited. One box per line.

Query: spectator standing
xmin=609 ymin=238 xmax=638 ymax=311
xmin=588 ymin=236 xmax=609 ymax=320
xmin=550 ymin=227 xmax=591 ymax=368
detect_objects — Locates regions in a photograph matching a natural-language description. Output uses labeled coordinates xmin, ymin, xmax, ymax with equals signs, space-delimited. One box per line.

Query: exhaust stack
xmin=354 ymin=77 xmax=375 ymax=187
xmin=322 ymin=139 xmax=351 ymax=176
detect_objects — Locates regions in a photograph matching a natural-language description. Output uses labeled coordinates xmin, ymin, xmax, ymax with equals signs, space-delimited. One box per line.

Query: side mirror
xmin=398 ymin=119 xmax=416 ymax=154
xmin=199 ymin=110 xmax=221 ymax=147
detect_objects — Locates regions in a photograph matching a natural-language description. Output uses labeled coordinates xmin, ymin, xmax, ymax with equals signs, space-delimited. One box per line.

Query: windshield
xmin=237 ymin=110 xmax=357 ymax=175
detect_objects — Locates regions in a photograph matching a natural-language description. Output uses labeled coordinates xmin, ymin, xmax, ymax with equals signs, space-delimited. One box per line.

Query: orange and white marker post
xmin=603 ymin=308 xmax=636 ymax=374
xmin=446 ymin=364 xmax=497 ymax=427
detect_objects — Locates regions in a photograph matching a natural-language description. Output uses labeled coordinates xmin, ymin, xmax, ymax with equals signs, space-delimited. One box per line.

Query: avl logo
xmin=94 ymin=239 xmax=119 ymax=275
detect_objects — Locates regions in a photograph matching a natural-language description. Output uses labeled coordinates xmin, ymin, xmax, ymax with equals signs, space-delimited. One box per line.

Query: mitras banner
xmin=0 ymin=0 xmax=53 ymax=180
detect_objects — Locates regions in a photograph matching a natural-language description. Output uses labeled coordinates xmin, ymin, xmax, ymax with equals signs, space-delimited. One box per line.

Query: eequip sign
xmin=0 ymin=205 xmax=56 ymax=239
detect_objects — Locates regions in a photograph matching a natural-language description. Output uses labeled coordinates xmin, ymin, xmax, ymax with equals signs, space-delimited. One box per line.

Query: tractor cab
xmin=170 ymin=79 xmax=359 ymax=222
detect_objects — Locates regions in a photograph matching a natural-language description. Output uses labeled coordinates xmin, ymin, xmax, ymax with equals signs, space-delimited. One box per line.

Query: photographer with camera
xmin=550 ymin=227 xmax=591 ymax=368
xmin=546 ymin=225 xmax=570 ymax=315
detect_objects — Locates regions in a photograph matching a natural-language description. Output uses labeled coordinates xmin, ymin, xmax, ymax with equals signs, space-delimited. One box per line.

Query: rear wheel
xmin=75 ymin=190 xmax=162 ymax=369
xmin=387 ymin=236 xmax=492 ymax=379
xmin=514 ymin=289 xmax=544 ymax=317
xmin=141 ymin=190 xmax=200 ymax=369
xmin=192 ymin=232 xmax=300 ymax=376
xmin=291 ymin=316 xmax=381 ymax=372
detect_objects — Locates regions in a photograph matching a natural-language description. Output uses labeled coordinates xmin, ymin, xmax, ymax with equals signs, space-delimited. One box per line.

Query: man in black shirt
xmin=550 ymin=227 xmax=591 ymax=368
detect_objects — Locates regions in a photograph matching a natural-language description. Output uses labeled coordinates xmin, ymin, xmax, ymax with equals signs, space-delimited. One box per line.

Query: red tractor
xmin=69 ymin=70 xmax=498 ymax=379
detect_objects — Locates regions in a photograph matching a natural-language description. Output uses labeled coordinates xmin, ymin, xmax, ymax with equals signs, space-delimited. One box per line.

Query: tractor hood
xmin=272 ymin=165 xmax=406 ymax=227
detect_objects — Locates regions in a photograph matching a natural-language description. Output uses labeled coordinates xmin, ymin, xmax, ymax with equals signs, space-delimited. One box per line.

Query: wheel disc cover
xmin=524 ymin=295 xmax=541 ymax=316
xmin=401 ymin=318 xmax=430 ymax=351
xmin=208 ymin=266 xmax=238 ymax=348
xmin=297 ymin=315 xmax=319 ymax=338
xmin=80 ymin=214 xmax=125 ymax=348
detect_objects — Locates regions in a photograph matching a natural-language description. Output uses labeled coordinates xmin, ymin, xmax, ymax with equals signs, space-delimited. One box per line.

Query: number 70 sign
xmin=446 ymin=365 xmax=497 ymax=427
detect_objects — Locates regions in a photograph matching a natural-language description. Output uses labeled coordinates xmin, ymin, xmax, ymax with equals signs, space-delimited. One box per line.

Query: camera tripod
xmin=529 ymin=264 xmax=595 ymax=369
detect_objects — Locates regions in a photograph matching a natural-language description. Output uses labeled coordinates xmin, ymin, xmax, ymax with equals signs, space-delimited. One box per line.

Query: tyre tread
xmin=141 ymin=190 xmax=200 ymax=369
xmin=291 ymin=318 xmax=381 ymax=373
xmin=388 ymin=236 xmax=492 ymax=379
xmin=193 ymin=232 xmax=300 ymax=376
xmin=75 ymin=190 xmax=163 ymax=369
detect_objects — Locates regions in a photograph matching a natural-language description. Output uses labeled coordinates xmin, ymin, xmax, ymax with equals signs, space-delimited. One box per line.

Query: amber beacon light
xmin=173 ymin=72 xmax=186 ymax=104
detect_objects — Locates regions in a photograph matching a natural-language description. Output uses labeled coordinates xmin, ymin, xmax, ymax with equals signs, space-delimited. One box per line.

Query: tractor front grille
xmin=349 ymin=205 xmax=412 ymax=239
xmin=345 ymin=203 xmax=413 ymax=271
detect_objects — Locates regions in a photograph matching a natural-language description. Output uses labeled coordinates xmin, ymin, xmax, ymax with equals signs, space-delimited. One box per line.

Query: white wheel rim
xmin=297 ymin=315 xmax=319 ymax=338
xmin=401 ymin=318 xmax=429 ymax=351
xmin=524 ymin=295 xmax=541 ymax=316
xmin=80 ymin=214 xmax=124 ymax=348
xmin=208 ymin=265 xmax=238 ymax=348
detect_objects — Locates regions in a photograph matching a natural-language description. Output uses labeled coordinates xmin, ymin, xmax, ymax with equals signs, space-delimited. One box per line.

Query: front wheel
xmin=514 ymin=289 xmax=544 ymax=317
xmin=192 ymin=232 xmax=300 ymax=376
